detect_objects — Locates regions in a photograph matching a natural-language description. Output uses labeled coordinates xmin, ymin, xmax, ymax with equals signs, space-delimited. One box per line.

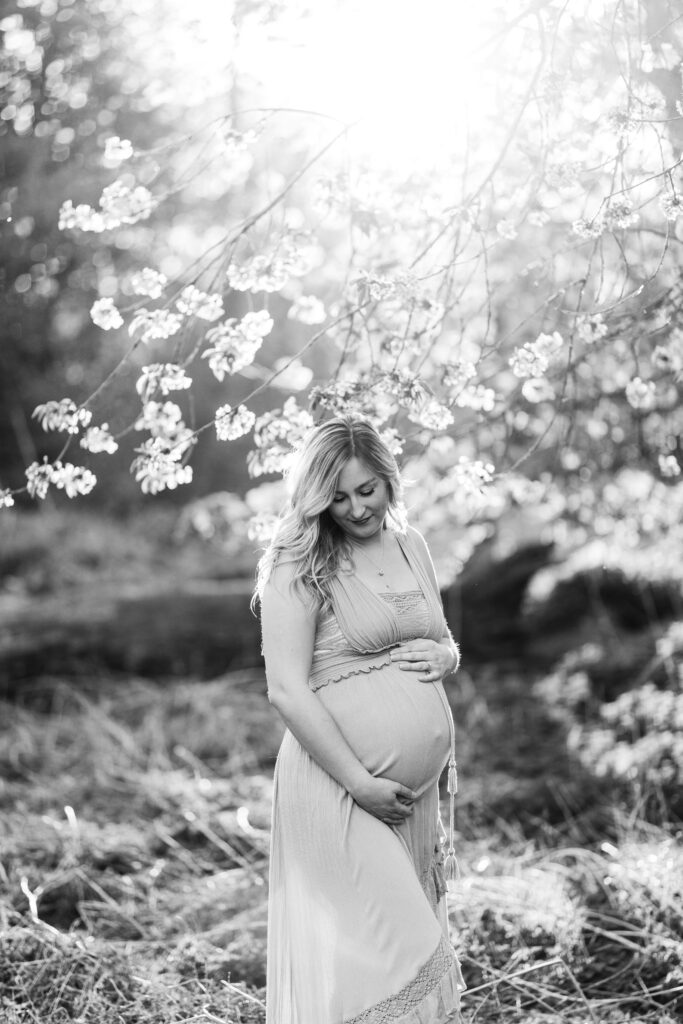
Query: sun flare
xmin=236 ymin=0 xmax=490 ymax=170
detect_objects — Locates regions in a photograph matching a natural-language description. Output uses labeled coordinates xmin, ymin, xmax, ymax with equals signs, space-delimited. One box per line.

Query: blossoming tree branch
xmin=1 ymin=0 xmax=682 ymax=560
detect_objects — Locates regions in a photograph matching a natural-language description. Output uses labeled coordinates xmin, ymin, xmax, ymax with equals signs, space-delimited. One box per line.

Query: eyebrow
xmin=333 ymin=475 xmax=377 ymax=496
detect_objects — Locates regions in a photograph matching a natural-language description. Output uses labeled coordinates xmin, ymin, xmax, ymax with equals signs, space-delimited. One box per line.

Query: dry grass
xmin=1 ymin=672 xmax=682 ymax=1024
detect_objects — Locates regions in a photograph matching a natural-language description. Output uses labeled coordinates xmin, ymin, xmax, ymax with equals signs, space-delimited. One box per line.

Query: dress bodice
xmin=308 ymin=530 xmax=447 ymax=692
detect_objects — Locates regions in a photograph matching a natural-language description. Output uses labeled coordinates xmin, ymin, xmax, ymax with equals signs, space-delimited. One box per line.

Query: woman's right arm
xmin=261 ymin=562 xmax=415 ymax=824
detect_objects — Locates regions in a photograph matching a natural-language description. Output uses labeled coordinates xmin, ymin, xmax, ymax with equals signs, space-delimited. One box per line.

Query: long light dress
xmin=266 ymin=527 xmax=466 ymax=1024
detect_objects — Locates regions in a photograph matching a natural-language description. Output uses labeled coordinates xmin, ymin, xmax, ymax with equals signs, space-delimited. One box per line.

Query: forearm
xmin=269 ymin=684 xmax=372 ymax=797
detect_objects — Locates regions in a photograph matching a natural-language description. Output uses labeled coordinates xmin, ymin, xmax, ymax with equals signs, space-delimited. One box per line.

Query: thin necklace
xmin=352 ymin=528 xmax=389 ymax=582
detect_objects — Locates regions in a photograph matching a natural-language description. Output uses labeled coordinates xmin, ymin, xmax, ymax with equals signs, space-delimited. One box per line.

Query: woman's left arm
xmin=390 ymin=527 xmax=460 ymax=683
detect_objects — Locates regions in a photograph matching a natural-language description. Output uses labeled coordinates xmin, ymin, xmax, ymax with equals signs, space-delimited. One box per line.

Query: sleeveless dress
xmin=266 ymin=529 xmax=466 ymax=1024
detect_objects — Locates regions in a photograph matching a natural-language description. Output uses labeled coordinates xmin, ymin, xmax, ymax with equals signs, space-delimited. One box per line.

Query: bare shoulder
xmin=262 ymin=560 xmax=319 ymax=617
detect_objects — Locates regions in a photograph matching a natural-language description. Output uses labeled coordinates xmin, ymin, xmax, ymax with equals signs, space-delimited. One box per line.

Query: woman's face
xmin=326 ymin=456 xmax=390 ymax=543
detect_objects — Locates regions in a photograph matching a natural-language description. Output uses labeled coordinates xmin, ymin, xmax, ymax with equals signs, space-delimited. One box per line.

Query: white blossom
xmin=528 ymin=210 xmax=550 ymax=227
xmin=176 ymin=285 xmax=224 ymax=321
xmin=59 ymin=180 xmax=155 ymax=233
xmin=50 ymin=461 xmax=97 ymax=497
xmin=454 ymin=384 xmax=496 ymax=412
xmin=130 ymin=267 xmax=167 ymax=299
xmin=407 ymin=396 xmax=454 ymax=431
xmin=576 ymin=314 xmax=609 ymax=344
xmin=652 ymin=345 xmax=681 ymax=372
xmin=32 ymin=398 xmax=92 ymax=434
xmin=90 ymin=297 xmax=123 ymax=330
xmin=604 ymin=197 xmax=639 ymax=230
xmin=378 ymin=428 xmax=404 ymax=456
xmin=129 ymin=308 xmax=183 ymax=342
xmin=287 ymin=295 xmax=326 ymax=325
xmin=131 ymin=438 xmax=193 ymax=494
xmin=136 ymin=364 xmax=192 ymax=403
xmin=100 ymin=180 xmax=155 ymax=226
xmin=80 ymin=424 xmax=119 ymax=454
xmin=510 ymin=331 xmax=563 ymax=379
xmin=660 ymin=192 xmax=683 ymax=221
xmin=25 ymin=460 xmax=54 ymax=499
xmin=202 ymin=310 xmax=274 ymax=381
xmin=496 ymin=219 xmax=517 ymax=240
xmin=572 ymin=217 xmax=603 ymax=239
xmin=247 ymin=398 xmax=313 ymax=477
xmin=443 ymin=361 xmax=477 ymax=392
xmin=0 ymin=489 xmax=15 ymax=509
xmin=625 ymin=376 xmax=656 ymax=410
xmin=522 ymin=378 xmax=555 ymax=403
xmin=226 ymin=234 xmax=316 ymax=293
xmin=659 ymin=453 xmax=681 ymax=477
xmin=247 ymin=512 xmax=278 ymax=544
xmin=215 ymin=404 xmax=256 ymax=441
xmin=135 ymin=400 xmax=183 ymax=436
xmin=104 ymin=136 xmax=133 ymax=164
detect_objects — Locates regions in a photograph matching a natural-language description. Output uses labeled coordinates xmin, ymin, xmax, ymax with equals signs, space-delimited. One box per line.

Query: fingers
xmin=397 ymin=785 xmax=417 ymax=801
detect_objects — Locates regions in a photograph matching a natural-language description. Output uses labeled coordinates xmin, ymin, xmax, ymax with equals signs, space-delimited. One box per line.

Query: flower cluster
xmin=441 ymin=456 xmax=496 ymax=499
xmin=603 ymin=197 xmax=639 ymax=231
xmin=91 ymin=297 xmax=124 ymax=331
xmin=625 ymin=377 xmax=656 ymax=411
xmin=227 ymin=233 xmax=315 ymax=293
xmin=80 ymin=424 xmax=119 ymax=454
xmin=310 ymin=378 xmax=394 ymax=423
xmin=352 ymin=270 xmax=419 ymax=304
xmin=59 ymin=180 xmax=155 ymax=233
xmin=496 ymin=219 xmax=517 ymax=240
xmin=659 ymin=453 xmax=681 ymax=478
xmin=129 ymin=308 xmax=183 ymax=342
xmin=652 ymin=345 xmax=682 ymax=373
xmin=25 ymin=459 xmax=97 ymax=499
xmin=202 ymin=310 xmax=273 ymax=380
xmin=130 ymin=439 xmax=193 ymax=494
xmin=135 ymin=364 xmax=192 ymax=403
xmin=403 ymin=392 xmax=453 ymax=431
xmin=510 ymin=331 xmax=563 ymax=379
xmin=0 ymin=489 xmax=15 ymax=509
xmin=287 ymin=295 xmax=326 ymax=325
xmin=572 ymin=217 xmax=603 ymax=239
xmin=522 ymin=378 xmax=555 ymax=403
xmin=104 ymin=136 xmax=133 ymax=163
xmin=131 ymin=268 xmax=167 ymax=299
xmin=215 ymin=404 xmax=256 ymax=441
xmin=576 ymin=313 xmax=609 ymax=344
xmin=454 ymin=384 xmax=496 ymax=412
xmin=247 ymin=512 xmax=279 ymax=545
xmin=32 ymin=398 xmax=92 ymax=434
xmin=176 ymin=285 xmax=224 ymax=321
xmin=443 ymin=361 xmax=477 ymax=392
xmin=247 ymin=397 xmax=313 ymax=477
xmin=660 ymin=192 xmax=683 ymax=221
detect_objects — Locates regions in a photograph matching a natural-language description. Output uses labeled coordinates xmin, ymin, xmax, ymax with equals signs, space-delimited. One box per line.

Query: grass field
xmin=1 ymin=511 xmax=682 ymax=1023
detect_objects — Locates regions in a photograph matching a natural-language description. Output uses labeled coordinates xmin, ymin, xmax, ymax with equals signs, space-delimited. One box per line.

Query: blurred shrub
xmin=534 ymin=626 xmax=683 ymax=822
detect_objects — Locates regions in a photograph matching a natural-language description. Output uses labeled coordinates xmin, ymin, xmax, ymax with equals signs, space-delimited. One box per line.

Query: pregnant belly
xmin=316 ymin=662 xmax=451 ymax=794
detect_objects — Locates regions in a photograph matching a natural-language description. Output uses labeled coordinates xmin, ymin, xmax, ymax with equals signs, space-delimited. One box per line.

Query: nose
xmin=350 ymin=495 xmax=367 ymax=519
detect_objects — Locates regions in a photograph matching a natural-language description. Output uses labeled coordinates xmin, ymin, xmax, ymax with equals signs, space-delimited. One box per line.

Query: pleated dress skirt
xmin=266 ymin=653 xmax=466 ymax=1024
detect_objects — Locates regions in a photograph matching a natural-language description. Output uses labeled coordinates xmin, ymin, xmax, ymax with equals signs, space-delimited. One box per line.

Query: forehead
xmin=334 ymin=456 xmax=377 ymax=493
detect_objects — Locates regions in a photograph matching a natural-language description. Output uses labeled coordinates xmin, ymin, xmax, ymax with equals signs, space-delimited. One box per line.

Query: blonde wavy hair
xmin=253 ymin=417 xmax=407 ymax=609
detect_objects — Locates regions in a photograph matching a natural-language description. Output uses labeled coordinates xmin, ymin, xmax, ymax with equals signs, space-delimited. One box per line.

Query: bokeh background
xmin=1 ymin=2 xmax=683 ymax=1022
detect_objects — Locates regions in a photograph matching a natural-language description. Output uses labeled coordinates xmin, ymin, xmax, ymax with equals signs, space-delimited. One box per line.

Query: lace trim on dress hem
xmin=342 ymin=935 xmax=459 ymax=1024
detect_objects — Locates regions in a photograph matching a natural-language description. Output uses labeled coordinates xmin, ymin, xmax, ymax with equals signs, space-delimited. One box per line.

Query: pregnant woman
xmin=256 ymin=417 xmax=466 ymax=1024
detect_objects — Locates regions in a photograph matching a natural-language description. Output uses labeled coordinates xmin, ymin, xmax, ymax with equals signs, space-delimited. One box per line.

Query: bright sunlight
xmin=234 ymin=0 xmax=490 ymax=169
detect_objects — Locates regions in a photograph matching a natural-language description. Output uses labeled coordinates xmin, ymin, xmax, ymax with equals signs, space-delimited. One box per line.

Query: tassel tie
xmin=435 ymin=685 xmax=460 ymax=892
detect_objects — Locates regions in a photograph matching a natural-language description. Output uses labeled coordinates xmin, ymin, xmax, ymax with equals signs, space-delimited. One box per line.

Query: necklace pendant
xmin=378 ymin=569 xmax=384 ymax=576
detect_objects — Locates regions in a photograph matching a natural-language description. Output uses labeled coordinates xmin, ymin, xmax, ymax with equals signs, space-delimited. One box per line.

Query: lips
xmin=350 ymin=515 xmax=371 ymax=526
